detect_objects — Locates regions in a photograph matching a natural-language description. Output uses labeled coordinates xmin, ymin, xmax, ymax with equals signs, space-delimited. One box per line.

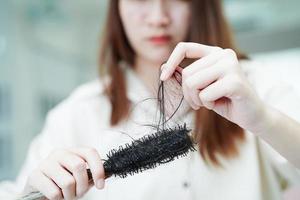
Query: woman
xmin=1 ymin=0 xmax=300 ymax=199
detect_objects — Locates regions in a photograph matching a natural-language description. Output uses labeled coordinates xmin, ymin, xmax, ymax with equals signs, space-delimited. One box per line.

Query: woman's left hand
xmin=160 ymin=42 xmax=266 ymax=134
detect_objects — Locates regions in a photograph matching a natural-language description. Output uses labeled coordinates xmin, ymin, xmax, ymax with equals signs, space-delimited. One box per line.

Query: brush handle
xmin=18 ymin=169 xmax=96 ymax=200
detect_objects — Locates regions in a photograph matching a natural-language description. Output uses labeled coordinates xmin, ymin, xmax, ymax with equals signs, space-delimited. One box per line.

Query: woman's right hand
xmin=23 ymin=147 xmax=105 ymax=200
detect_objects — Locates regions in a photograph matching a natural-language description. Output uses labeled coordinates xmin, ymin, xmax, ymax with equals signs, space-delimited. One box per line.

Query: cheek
xmin=170 ymin=8 xmax=191 ymax=42
xmin=119 ymin=3 xmax=144 ymax=44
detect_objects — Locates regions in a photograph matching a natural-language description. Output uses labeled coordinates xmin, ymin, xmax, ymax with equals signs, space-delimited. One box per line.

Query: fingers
xmin=161 ymin=43 xmax=240 ymax=109
xmin=182 ymin=82 xmax=200 ymax=110
xmin=199 ymin=76 xmax=234 ymax=103
xmin=160 ymin=42 xmax=221 ymax=81
xmin=25 ymin=147 xmax=105 ymax=200
xmin=40 ymin=162 xmax=76 ymax=200
xmin=69 ymin=147 xmax=105 ymax=190
xmin=182 ymin=60 xmax=226 ymax=110
xmin=199 ymin=78 xmax=229 ymax=110
xmin=58 ymin=153 xmax=89 ymax=198
xmin=181 ymin=49 xmax=224 ymax=79
xmin=28 ymin=170 xmax=63 ymax=200
xmin=198 ymin=73 xmax=246 ymax=111
xmin=185 ymin=64 xmax=224 ymax=91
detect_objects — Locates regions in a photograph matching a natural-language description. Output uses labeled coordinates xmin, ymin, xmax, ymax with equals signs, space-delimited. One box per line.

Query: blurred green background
xmin=0 ymin=0 xmax=300 ymax=180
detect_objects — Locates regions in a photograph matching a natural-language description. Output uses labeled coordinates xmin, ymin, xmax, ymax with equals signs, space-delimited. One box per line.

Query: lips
xmin=149 ymin=35 xmax=171 ymax=45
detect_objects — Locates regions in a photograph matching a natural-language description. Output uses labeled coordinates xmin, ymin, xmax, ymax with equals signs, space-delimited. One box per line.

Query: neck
xmin=134 ymin=57 xmax=161 ymax=96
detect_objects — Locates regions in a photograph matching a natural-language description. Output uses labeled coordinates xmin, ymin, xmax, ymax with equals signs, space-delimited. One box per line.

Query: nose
xmin=146 ymin=0 xmax=170 ymax=27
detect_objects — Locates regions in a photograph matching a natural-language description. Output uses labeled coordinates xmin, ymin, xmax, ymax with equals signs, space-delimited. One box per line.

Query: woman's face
xmin=119 ymin=0 xmax=191 ymax=65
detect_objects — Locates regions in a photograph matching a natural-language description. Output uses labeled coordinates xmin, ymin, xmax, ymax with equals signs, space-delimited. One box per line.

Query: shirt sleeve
xmin=245 ymin=60 xmax=300 ymax=187
xmin=262 ymin=81 xmax=300 ymax=186
xmin=0 ymin=99 xmax=77 ymax=199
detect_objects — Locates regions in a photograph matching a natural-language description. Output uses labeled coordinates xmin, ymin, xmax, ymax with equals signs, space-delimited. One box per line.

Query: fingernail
xmin=160 ymin=69 xmax=168 ymax=81
xmin=96 ymin=179 xmax=105 ymax=189
xmin=160 ymin=64 xmax=168 ymax=81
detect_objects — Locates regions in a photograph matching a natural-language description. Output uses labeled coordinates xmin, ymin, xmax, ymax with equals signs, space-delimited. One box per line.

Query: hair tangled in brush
xmin=104 ymin=124 xmax=195 ymax=178
xmin=97 ymin=68 xmax=194 ymax=179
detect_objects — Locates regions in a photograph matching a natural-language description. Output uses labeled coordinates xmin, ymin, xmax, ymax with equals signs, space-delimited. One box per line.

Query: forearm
xmin=257 ymin=105 xmax=300 ymax=168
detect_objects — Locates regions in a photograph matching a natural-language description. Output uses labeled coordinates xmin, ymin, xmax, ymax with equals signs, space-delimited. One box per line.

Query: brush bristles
xmin=104 ymin=124 xmax=195 ymax=178
xmin=18 ymin=125 xmax=194 ymax=200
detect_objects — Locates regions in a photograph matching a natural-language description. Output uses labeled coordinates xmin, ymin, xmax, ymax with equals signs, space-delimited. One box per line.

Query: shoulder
xmin=27 ymin=80 xmax=111 ymax=155
xmin=68 ymin=79 xmax=106 ymax=102
xmin=38 ymin=79 xmax=112 ymax=146
xmin=240 ymin=59 xmax=300 ymax=122
xmin=240 ymin=59 xmax=299 ymax=95
xmin=46 ymin=78 xmax=111 ymax=124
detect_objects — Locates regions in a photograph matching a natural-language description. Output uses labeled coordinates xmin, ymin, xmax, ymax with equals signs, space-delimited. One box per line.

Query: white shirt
xmin=1 ymin=61 xmax=300 ymax=200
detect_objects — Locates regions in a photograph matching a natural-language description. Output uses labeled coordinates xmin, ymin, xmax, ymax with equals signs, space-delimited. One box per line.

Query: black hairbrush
xmin=19 ymin=124 xmax=195 ymax=200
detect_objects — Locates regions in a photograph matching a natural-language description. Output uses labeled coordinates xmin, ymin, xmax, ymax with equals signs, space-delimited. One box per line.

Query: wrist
xmin=254 ymin=104 xmax=278 ymax=137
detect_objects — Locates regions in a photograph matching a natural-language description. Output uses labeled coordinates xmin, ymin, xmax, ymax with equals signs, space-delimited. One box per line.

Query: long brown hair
xmin=99 ymin=0 xmax=246 ymax=166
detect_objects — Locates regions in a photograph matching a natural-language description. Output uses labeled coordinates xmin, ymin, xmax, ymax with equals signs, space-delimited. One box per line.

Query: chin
xmin=148 ymin=51 xmax=171 ymax=64
xmin=150 ymin=56 xmax=169 ymax=66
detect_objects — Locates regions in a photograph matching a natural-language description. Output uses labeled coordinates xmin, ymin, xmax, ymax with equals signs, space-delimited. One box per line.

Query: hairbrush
xmin=18 ymin=124 xmax=196 ymax=200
